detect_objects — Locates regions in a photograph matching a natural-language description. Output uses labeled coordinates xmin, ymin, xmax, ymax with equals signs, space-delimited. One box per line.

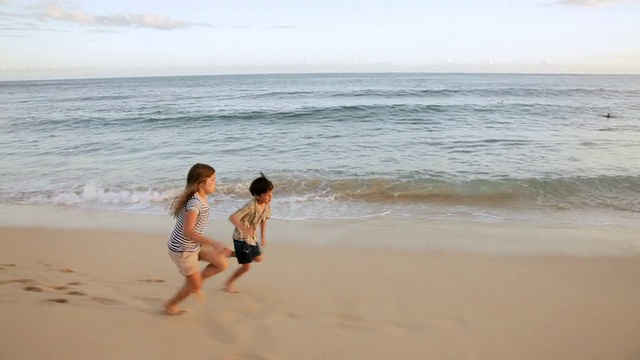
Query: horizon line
xmin=2 ymin=70 xmax=640 ymax=82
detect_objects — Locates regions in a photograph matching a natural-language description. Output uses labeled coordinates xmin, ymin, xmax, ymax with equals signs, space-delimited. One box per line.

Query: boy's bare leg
xmin=224 ymin=264 xmax=251 ymax=293
xmin=164 ymin=272 xmax=202 ymax=315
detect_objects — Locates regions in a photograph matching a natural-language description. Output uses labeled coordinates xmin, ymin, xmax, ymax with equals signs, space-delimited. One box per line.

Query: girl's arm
xmin=183 ymin=209 xmax=223 ymax=249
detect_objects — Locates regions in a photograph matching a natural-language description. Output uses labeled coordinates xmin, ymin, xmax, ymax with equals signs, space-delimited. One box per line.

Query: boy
xmin=224 ymin=172 xmax=273 ymax=293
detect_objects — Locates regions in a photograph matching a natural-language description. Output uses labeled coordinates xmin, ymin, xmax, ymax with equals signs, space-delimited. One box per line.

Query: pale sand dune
xmin=1 ymin=222 xmax=639 ymax=360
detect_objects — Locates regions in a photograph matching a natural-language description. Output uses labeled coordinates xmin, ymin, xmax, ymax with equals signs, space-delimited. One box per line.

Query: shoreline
xmin=1 ymin=226 xmax=639 ymax=360
xmin=1 ymin=203 xmax=639 ymax=256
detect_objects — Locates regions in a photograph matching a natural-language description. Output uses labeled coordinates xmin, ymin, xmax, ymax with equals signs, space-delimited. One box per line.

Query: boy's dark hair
xmin=249 ymin=172 xmax=273 ymax=196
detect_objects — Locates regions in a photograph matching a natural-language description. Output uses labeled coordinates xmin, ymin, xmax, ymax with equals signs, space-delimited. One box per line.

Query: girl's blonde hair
xmin=170 ymin=163 xmax=215 ymax=218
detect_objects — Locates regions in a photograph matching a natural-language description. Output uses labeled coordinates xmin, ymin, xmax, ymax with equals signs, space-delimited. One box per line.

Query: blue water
xmin=2 ymin=73 xmax=640 ymax=223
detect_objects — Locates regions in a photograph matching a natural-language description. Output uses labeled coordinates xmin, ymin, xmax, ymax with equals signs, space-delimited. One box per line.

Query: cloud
xmin=33 ymin=2 xmax=209 ymax=30
xmin=557 ymin=0 xmax=623 ymax=6
xmin=0 ymin=10 xmax=65 ymax=32
xmin=231 ymin=25 xmax=294 ymax=30
xmin=0 ymin=22 xmax=42 ymax=30
xmin=3 ymin=2 xmax=293 ymax=32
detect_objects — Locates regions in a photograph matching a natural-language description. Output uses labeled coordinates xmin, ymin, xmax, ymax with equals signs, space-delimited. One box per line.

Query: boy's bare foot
xmin=164 ymin=303 xmax=186 ymax=316
xmin=224 ymin=284 xmax=239 ymax=293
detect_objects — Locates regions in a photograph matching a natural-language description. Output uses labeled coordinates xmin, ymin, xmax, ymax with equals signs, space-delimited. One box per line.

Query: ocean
xmin=2 ymin=73 xmax=640 ymax=227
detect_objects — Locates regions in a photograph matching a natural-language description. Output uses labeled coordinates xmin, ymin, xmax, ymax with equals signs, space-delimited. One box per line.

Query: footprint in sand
xmin=91 ymin=297 xmax=121 ymax=305
xmin=335 ymin=312 xmax=365 ymax=323
xmin=44 ymin=298 xmax=69 ymax=304
xmin=234 ymin=353 xmax=269 ymax=360
xmin=38 ymin=262 xmax=75 ymax=274
xmin=2 ymin=275 xmax=123 ymax=308
xmin=24 ymin=286 xmax=44 ymax=292
xmin=67 ymin=291 xmax=87 ymax=296
xmin=384 ymin=320 xmax=426 ymax=334
xmin=262 ymin=311 xmax=303 ymax=326
xmin=37 ymin=262 xmax=76 ymax=273
xmin=283 ymin=311 xmax=302 ymax=320
xmin=1 ymin=279 xmax=34 ymax=285
xmin=137 ymin=279 xmax=166 ymax=283
xmin=0 ymin=263 xmax=16 ymax=267
xmin=138 ymin=296 xmax=165 ymax=308
xmin=327 ymin=313 xmax=368 ymax=331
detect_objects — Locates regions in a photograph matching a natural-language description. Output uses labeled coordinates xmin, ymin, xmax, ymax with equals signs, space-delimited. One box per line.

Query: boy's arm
xmin=260 ymin=219 xmax=268 ymax=247
xmin=229 ymin=210 xmax=254 ymax=237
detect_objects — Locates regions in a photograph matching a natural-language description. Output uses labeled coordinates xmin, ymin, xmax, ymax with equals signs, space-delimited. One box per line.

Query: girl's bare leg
xmin=164 ymin=272 xmax=202 ymax=315
xmin=199 ymin=247 xmax=229 ymax=279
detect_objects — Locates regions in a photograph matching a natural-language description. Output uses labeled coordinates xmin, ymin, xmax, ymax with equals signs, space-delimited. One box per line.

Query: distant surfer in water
xmin=606 ymin=113 xmax=611 ymax=118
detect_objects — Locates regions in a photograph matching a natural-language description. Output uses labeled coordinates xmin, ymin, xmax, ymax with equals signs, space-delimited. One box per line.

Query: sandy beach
xmin=1 ymin=219 xmax=640 ymax=360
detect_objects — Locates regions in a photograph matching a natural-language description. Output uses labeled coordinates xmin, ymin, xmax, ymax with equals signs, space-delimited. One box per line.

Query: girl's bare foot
xmin=194 ymin=290 xmax=206 ymax=303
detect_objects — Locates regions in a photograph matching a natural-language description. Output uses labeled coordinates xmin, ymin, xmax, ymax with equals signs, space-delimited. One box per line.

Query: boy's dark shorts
xmin=233 ymin=239 xmax=262 ymax=264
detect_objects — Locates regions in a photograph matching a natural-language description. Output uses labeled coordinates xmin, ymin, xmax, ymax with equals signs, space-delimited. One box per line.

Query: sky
xmin=0 ymin=0 xmax=639 ymax=80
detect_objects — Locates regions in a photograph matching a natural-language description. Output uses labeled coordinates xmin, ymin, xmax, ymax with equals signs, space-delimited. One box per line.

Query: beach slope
xmin=1 ymin=223 xmax=639 ymax=360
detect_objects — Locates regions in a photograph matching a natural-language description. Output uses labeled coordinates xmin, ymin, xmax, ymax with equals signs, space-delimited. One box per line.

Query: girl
xmin=164 ymin=163 xmax=229 ymax=315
